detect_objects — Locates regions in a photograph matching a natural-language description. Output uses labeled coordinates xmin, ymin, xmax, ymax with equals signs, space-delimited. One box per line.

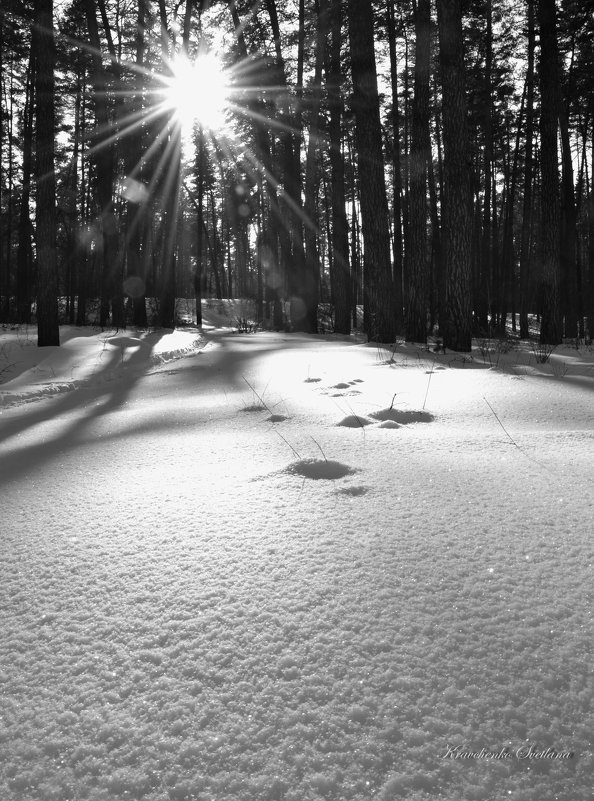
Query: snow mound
xmin=336 ymin=415 xmax=373 ymax=428
xmin=378 ymin=420 xmax=401 ymax=429
xmin=370 ymin=408 xmax=434 ymax=424
xmin=284 ymin=458 xmax=356 ymax=480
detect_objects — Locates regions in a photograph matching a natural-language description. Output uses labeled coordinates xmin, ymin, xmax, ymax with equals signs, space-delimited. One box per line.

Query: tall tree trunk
xmin=0 ymin=12 xmax=5 ymax=321
xmin=537 ymin=0 xmax=562 ymax=345
xmin=436 ymin=0 xmax=473 ymax=351
xmin=155 ymin=0 xmax=181 ymax=329
xmin=83 ymin=0 xmax=122 ymax=329
xmin=348 ymin=0 xmax=396 ymax=343
xmin=124 ymin=0 xmax=148 ymax=328
xmin=585 ymin=104 xmax=594 ymax=340
xmin=478 ymin=0 xmax=493 ymax=333
xmin=500 ymin=86 xmax=526 ymax=335
xmin=302 ymin=0 xmax=327 ymax=333
xmin=405 ymin=0 xmax=431 ymax=344
xmin=519 ymin=0 xmax=536 ymax=339
xmin=559 ymin=97 xmax=579 ymax=338
xmin=386 ymin=0 xmax=404 ymax=331
xmin=35 ymin=0 xmax=60 ymax=346
xmin=17 ymin=48 xmax=35 ymax=324
xmin=194 ymin=130 xmax=205 ymax=326
xmin=326 ymin=0 xmax=351 ymax=334
xmin=264 ymin=0 xmax=311 ymax=331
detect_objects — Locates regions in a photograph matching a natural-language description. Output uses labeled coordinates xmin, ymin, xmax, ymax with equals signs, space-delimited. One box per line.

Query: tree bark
xmin=326 ymin=0 xmax=351 ymax=334
xmin=537 ymin=0 xmax=562 ymax=345
xmin=405 ymin=0 xmax=431 ymax=344
xmin=386 ymin=0 xmax=404 ymax=331
xmin=519 ymin=0 xmax=536 ymax=339
xmin=436 ymin=0 xmax=473 ymax=351
xmin=35 ymin=0 xmax=60 ymax=346
xmin=17 ymin=47 xmax=35 ymax=324
xmin=348 ymin=0 xmax=396 ymax=343
xmin=302 ymin=0 xmax=327 ymax=334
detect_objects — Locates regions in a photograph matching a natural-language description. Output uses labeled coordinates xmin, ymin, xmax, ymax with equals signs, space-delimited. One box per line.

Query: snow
xmin=0 ymin=313 xmax=592 ymax=801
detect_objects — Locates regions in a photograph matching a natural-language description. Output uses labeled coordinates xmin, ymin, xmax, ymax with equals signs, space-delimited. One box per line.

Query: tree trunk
xmin=326 ymin=0 xmax=351 ymax=334
xmin=478 ymin=0 xmax=493 ymax=333
xmin=34 ymin=0 xmax=60 ymax=346
xmin=301 ymin=0 xmax=327 ymax=333
xmin=17 ymin=48 xmax=35 ymax=324
xmin=519 ymin=0 xmax=536 ymax=339
xmin=585 ymin=104 xmax=594 ymax=341
xmin=386 ymin=0 xmax=404 ymax=331
xmin=436 ymin=0 xmax=473 ymax=351
xmin=83 ymin=0 xmax=122 ymax=329
xmin=124 ymin=0 xmax=148 ymax=328
xmin=537 ymin=0 xmax=562 ymax=345
xmin=405 ymin=0 xmax=431 ymax=344
xmin=348 ymin=0 xmax=396 ymax=343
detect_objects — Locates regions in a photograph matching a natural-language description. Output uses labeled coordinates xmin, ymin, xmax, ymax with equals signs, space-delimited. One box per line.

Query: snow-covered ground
xmin=1 ymin=311 xmax=592 ymax=801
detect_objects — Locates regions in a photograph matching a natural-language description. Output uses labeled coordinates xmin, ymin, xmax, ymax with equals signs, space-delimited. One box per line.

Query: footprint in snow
xmin=331 ymin=379 xmax=364 ymax=389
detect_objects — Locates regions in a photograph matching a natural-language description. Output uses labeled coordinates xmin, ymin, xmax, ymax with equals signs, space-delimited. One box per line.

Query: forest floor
xmin=1 ymin=306 xmax=593 ymax=801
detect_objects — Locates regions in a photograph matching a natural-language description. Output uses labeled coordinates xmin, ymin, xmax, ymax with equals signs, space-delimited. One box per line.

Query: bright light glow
xmin=163 ymin=52 xmax=231 ymax=132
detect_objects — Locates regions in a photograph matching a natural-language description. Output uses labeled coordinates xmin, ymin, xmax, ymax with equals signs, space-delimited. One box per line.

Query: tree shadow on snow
xmin=0 ymin=330 xmax=170 ymax=488
xmin=0 ymin=330 xmax=358 ymax=490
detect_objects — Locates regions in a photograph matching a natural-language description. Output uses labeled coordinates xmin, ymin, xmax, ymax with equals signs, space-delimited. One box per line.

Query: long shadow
xmin=0 ymin=330 xmax=360 ymax=491
xmin=0 ymin=330 xmax=170 ymax=488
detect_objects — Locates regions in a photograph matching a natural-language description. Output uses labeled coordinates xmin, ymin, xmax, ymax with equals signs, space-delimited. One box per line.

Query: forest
xmin=0 ymin=0 xmax=592 ymax=351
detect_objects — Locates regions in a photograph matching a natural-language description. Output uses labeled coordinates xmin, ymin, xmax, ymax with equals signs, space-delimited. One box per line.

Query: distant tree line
xmin=0 ymin=0 xmax=592 ymax=348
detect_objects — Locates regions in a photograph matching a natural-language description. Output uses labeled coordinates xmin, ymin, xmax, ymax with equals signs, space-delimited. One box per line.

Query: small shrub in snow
xmin=550 ymin=361 xmax=568 ymax=379
xmin=530 ymin=342 xmax=556 ymax=363
xmin=370 ymin=408 xmax=433 ymax=424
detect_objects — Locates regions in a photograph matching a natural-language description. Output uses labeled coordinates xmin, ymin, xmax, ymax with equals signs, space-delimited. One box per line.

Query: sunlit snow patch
xmin=284 ymin=458 xmax=356 ymax=480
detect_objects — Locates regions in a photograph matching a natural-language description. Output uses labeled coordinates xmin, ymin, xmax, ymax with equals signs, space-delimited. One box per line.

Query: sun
xmin=162 ymin=52 xmax=231 ymax=132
